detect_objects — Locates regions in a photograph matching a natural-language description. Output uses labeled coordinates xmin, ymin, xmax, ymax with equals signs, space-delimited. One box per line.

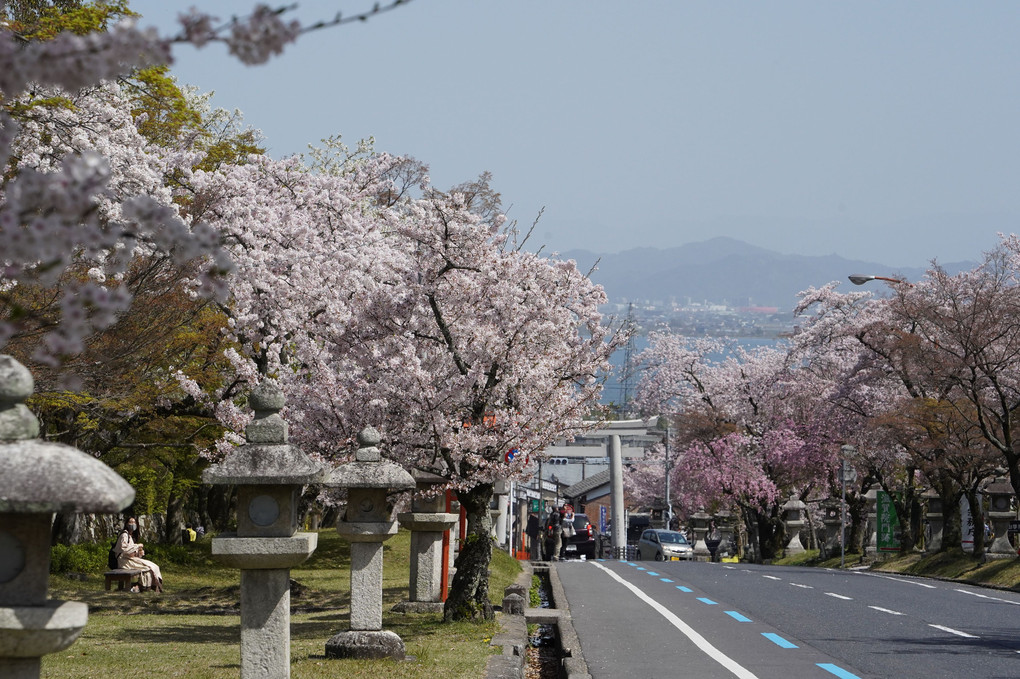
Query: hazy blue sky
xmin=137 ymin=1 xmax=1020 ymax=268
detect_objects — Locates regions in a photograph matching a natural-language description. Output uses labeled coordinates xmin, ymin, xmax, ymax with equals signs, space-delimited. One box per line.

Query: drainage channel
xmin=527 ymin=568 xmax=564 ymax=679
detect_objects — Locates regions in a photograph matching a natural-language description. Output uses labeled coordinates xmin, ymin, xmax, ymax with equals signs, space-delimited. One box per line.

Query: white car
xmin=636 ymin=529 xmax=693 ymax=561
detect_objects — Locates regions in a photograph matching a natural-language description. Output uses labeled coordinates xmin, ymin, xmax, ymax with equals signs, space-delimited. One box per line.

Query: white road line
xmin=592 ymin=561 xmax=760 ymax=679
xmin=859 ymin=573 xmax=937 ymax=589
xmin=790 ymin=583 xmax=813 ymax=589
xmin=762 ymin=575 xmax=782 ymax=581
xmin=955 ymin=588 xmax=1020 ymax=606
xmin=868 ymin=606 xmax=904 ymax=616
xmin=928 ymin=624 xmax=979 ymax=639
xmin=825 ymin=593 xmax=853 ymax=600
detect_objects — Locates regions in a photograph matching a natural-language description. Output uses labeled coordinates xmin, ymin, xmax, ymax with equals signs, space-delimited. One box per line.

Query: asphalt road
xmin=555 ymin=558 xmax=1020 ymax=679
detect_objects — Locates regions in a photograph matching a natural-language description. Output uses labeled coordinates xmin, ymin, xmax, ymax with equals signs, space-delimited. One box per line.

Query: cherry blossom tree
xmin=180 ymin=145 xmax=620 ymax=619
xmin=793 ymin=269 xmax=1006 ymax=556
xmin=1 ymin=1 xmax=411 ymax=363
xmin=2 ymin=2 xmax=620 ymax=615
xmin=633 ymin=332 xmax=837 ymax=561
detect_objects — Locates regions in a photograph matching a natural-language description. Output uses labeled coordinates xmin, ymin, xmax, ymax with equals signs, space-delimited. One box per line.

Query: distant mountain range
xmin=560 ymin=237 xmax=973 ymax=311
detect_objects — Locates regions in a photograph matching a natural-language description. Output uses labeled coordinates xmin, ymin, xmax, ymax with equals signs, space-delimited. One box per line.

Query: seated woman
xmin=115 ymin=517 xmax=163 ymax=593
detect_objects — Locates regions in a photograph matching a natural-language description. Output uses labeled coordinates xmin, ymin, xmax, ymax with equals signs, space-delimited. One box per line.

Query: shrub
xmin=50 ymin=542 xmax=108 ymax=574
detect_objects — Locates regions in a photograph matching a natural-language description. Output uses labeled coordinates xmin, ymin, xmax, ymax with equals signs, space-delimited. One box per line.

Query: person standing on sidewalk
xmin=526 ymin=511 xmax=541 ymax=559
xmin=547 ymin=508 xmax=562 ymax=561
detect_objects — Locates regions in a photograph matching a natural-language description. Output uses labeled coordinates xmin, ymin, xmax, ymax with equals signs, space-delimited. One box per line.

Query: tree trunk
xmin=165 ymin=478 xmax=186 ymax=545
xmin=204 ymin=484 xmax=236 ymax=532
xmin=964 ymin=488 xmax=985 ymax=558
xmin=739 ymin=504 xmax=761 ymax=563
xmin=846 ymin=492 xmax=866 ymax=554
xmin=444 ymin=483 xmax=495 ymax=622
xmin=758 ymin=508 xmax=786 ymax=561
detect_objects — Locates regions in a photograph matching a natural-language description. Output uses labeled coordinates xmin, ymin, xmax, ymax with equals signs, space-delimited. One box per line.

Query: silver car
xmin=636 ymin=529 xmax=693 ymax=561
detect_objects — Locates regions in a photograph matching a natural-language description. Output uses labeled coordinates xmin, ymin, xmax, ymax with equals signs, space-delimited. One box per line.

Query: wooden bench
xmin=104 ymin=568 xmax=145 ymax=591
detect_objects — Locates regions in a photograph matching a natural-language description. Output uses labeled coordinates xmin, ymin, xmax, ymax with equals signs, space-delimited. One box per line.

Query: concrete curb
xmin=485 ymin=560 xmax=533 ymax=679
xmin=545 ymin=562 xmax=591 ymax=679
xmin=484 ymin=559 xmax=591 ymax=679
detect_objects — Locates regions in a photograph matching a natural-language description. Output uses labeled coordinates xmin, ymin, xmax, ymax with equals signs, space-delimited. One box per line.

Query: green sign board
xmin=876 ymin=490 xmax=901 ymax=552
xmin=530 ymin=498 xmax=541 ymax=513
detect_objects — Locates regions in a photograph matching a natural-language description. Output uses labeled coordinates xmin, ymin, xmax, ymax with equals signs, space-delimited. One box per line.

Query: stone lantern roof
xmin=203 ymin=381 xmax=327 ymax=486
xmin=0 ymin=356 xmax=134 ymax=514
xmin=327 ymin=427 xmax=415 ymax=490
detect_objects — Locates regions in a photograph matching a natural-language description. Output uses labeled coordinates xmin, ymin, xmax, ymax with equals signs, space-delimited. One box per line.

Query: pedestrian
xmin=115 ymin=517 xmax=163 ymax=593
xmin=561 ymin=505 xmax=576 ymax=559
xmin=526 ymin=511 xmax=541 ymax=560
xmin=547 ymin=508 xmax=562 ymax=561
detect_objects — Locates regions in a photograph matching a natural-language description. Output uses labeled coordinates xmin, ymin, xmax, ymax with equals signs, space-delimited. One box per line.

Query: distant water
xmin=601 ymin=335 xmax=783 ymax=407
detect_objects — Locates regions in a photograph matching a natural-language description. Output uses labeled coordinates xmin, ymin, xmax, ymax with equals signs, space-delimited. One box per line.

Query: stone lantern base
xmin=324 ymin=630 xmax=405 ymax=660
xmin=0 ymin=600 xmax=88 ymax=679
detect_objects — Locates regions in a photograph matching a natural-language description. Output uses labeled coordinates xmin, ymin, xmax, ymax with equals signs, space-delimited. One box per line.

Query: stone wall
xmin=52 ymin=513 xmax=166 ymax=545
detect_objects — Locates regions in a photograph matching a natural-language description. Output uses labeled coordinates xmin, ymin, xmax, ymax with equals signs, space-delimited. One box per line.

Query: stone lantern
xmin=820 ymin=498 xmax=841 ymax=558
xmin=0 ymin=355 xmax=135 ymax=679
xmin=782 ymin=492 xmax=806 ymax=555
xmin=864 ymin=484 xmax=881 ymax=555
xmin=203 ymin=382 xmax=328 ymax=679
xmin=394 ymin=470 xmax=458 ymax=613
xmin=921 ymin=488 xmax=943 ymax=552
xmin=325 ymin=427 xmax=415 ymax=660
xmin=713 ymin=509 xmax=736 ymax=559
xmin=689 ymin=507 xmax=711 ymax=561
xmin=984 ymin=476 xmax=1015 ymax=556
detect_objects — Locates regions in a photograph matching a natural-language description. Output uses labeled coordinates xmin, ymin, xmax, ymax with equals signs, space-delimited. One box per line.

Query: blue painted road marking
xmin=676 ymin=586 xmax=692 ymax=592
xmin=696 ymin=597 xmax=718 ymax=605
xmin=762 ymin=633 xmax=798 ymax=648
xmin=647 ymin=571 xmax=659 ymax=576
xmin=636 ymin=567 xmax=646 ymax=571
xmin=724 ymin=611 xmax=751 ymax=622
xmin=660 ymin=577 xmax=673 ymax=582
xmin=817 ymin=664 xmax=861 ymax=678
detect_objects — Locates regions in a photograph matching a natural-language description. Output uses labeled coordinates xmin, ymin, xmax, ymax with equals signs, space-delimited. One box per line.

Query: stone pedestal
xmin=922 ymin=489 xmax=943 ymax=553
xmin=0 ymin=601 xmax=88 ymax=679
xmin=325 ymin=630 xmax=406 ymax=660
xmin=820 ymin=499 xmax=841 ymax=558
xmin=0 ymin=356 xmax=135 ymax=679
xmin=864 ymin=485 xmax=880 ymax=554
xmin=782 ymin=492 xmax=806 ymax=555
xmin=984 ymin=477 xmax=1016 ymax=556
xmin=714 ymin=510 xmax=736 ymax=558
xmin=494 ymin=480 xmax=509 ymax=548
xmin=690 ymin=508 xmax=711 ymax=561
xmin=394 ymin=512 xmax=458 ymax=613
xmin=339 ymin=527 xmax=396 ymax=631
xmin=203 ymin=382 xmax=328 ymax=679
xmin=326 ymin=428 xmax=415 ymax=660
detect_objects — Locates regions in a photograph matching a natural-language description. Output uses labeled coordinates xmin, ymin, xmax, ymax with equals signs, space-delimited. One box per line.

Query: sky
xmin=135 ymin=1 xmax=1020 ymax=269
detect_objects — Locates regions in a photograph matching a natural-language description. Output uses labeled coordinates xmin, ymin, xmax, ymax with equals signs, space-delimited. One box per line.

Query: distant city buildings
xmin=602 ymin=299 xmax=794 ymax=338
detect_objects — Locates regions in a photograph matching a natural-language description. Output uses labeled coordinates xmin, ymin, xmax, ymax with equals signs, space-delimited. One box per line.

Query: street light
xmin=848 ymin=274 xmax=909 ymax=286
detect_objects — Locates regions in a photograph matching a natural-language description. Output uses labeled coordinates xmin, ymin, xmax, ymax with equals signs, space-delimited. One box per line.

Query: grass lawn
xmin=774 ymin=548 xmax=1020 ymax=591
xmin=42 ymin=529 xmax=521 ymax=679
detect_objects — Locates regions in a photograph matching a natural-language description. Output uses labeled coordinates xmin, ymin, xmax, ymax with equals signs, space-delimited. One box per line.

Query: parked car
xmin=562 ymin=513 xmax=602 ymax=559
xmin=636 ymin=528 xmax=693 ymax=561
